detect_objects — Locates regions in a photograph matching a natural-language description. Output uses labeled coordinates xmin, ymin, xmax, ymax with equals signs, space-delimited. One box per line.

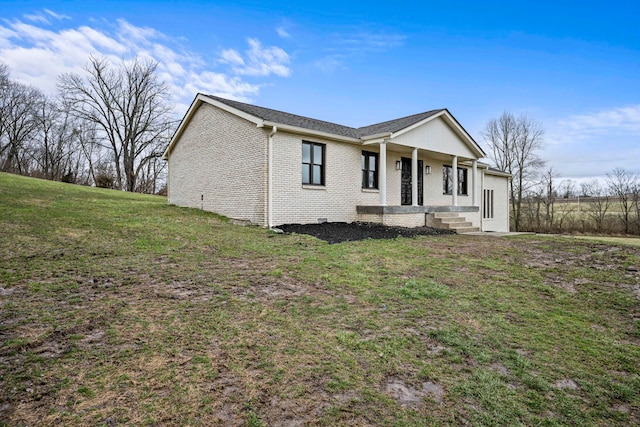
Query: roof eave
xmin=485 ymin=169 xmax=512 ymax=178
xmin=262 ymin=121 xmax=361 ymax=143
xmin=361 ymin=131 xmax=393 ymax=141
xmin=163 ymin=93 xmax=207 ymax=159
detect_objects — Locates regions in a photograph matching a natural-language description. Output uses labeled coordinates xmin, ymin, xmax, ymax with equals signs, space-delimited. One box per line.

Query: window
xmin=443 ymin=166 xmax=468 ymax=195
xmin=302 ymin=141 xmax=325 ymax=185
xmin=361 ymin=151 xmax=378 ymax=189
xmin=483 ymin=189 xmax=494 ymax=219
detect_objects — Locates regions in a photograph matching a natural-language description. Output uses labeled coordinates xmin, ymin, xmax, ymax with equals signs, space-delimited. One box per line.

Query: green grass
xmin=570 ymin=235 xmax=640 ymax=247
xmin=1 ymin=172 xmax=639 ymax=426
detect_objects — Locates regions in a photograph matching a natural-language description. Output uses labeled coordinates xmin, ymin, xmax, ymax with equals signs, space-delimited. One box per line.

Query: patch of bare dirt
xmin=384 ymin=377 xmax=444 ymax=408
xmin=554 ymin=379 xmax=579 ymax=390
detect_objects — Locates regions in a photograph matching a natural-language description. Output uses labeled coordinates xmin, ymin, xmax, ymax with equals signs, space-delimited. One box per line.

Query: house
xmin=163 ymin=94 xmax=511 ymax=232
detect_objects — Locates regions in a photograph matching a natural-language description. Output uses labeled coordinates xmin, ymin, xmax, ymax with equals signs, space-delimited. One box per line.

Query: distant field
xmin=1 ymin=172 xmax=639 ymax=426
xmin=570 ymin=235 xmax=640 ymax=247
xmin=520 ymin=195 xmax=639 ymax=235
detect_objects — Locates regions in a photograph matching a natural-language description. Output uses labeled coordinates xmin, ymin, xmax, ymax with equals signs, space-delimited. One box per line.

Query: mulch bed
xmin=277 ymin=222 xmax=456 ymax=244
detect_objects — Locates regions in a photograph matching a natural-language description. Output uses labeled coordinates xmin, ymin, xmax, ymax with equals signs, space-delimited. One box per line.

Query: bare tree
xmin=0 ymin=80 xmax=44 ymax=174
xmin=74 ymin=123 xmax=102 ymax=186
xmin=607 ymin=167 xmax=638 ymax=234
xmin=558 ymin=179 xmax=577 ymax=199
xmin=58 ymin=56 xmax=174 ymax=192
xmin=581 ymin=179 xmax=612 ymax=233
xmin=27 ymin=97 xmax=82 ymax=181
xmin=482 ymin=112 xmax=546 ymax=231
xmin=541 ymin=167 xmax=559 ymax=231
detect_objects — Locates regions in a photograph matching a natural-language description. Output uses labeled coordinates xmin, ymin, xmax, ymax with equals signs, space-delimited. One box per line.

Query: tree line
xmin=484 ymin=112 xmax=640 ymax=235
xmin=0 ymin=57 xmax=177 ymax=193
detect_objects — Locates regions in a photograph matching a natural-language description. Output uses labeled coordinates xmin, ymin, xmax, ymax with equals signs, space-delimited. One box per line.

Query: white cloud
xmin=220 ymin=38 xmax=291 ymax=77
xmin=543 ymin=105 xmax=640 ymax=179
xmin=560 ymin=105 xmax=640 ymax=136
xmin=24 ymin=13 xmax=51 ymax=24
xmin=0 ymin=14 xmax=291 ymax=112
xmin=315 ymin=29 xmax=405 ymax=73
xmin=337 ymin=32 xmax=406 ymax=52
xmin=276 ymin=26 xmax=291 ymax=38
xmin=549 ymin=105 xmax=640 ymax=145
xmin=23 ymin=8 xmax=70 ymax=25
xmin=220 ymin=49 xmax=245 ymax=66
xmin=44 ymin=9 xmax=70 ymax=21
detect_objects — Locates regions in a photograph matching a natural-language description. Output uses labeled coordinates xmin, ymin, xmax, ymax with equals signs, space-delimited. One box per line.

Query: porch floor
xmin=356 ymin=205 xmax=480 ymax=231
xmin=356 ymin=205 xmax=479 ymax=214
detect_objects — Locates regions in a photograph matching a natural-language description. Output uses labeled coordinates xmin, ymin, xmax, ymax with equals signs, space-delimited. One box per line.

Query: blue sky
xmin=2 ymin=0 xmax=639 ymax=183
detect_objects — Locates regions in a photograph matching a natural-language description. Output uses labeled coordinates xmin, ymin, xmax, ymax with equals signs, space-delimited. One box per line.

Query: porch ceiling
xmin=365 ymin=141 xmax=475 ymax=162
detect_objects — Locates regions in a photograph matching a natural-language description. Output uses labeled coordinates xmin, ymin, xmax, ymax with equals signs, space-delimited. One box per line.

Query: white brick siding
xmin=271 ymin=132 xmax=379 ymax=225
xmin=166 ymin=100 xmax=506 ymax=231
xmin=167 ymin=103 xmax=268 ymax=225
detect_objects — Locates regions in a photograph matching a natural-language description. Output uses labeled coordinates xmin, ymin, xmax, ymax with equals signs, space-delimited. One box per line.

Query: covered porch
xmin=356 ymin=138 xmax=482 ymax=231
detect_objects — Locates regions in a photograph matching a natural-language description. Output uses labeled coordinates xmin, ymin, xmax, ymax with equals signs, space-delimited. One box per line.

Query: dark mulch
xmin=277 ymin=222 xmax=456 ymax=244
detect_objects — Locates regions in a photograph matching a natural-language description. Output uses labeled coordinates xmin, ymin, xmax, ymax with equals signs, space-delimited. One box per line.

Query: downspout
xmin=480 ymin=167 xmax=485 ymax=231
xmin=268 ymin=126 xmax=277 ymax=228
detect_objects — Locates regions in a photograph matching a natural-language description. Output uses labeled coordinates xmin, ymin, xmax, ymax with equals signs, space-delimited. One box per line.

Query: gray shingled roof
xmin=205 ymin=94 xmax=445 ymax=139
xmin=355 ymin=110 xmax=444 ymax=136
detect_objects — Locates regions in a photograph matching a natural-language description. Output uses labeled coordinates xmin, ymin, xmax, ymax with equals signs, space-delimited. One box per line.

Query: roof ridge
xmin=204 ymin=95 xmax=446 ymax=140
xmin=205 ymin=94 xmax=357 ymax=130
xmin=356 ymin=109 xmax=445 ymax=131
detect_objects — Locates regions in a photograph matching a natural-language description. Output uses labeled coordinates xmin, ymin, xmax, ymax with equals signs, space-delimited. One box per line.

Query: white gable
xmin=390 ymin=116 xmax=479 ymax=159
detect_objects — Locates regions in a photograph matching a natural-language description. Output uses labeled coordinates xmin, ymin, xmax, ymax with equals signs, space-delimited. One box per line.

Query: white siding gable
xmin=391 ymin=117 xmax=477 ymax=159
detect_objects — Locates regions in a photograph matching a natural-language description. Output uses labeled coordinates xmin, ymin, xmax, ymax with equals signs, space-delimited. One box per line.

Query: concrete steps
xmin=427 ymin=212 xmax=480 ymax=233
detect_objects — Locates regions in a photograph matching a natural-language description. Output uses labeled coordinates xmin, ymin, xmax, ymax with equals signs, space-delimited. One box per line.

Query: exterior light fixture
xmin=425 ymin=165 xmax=432 ymax=174
xmin=396 ymin=160 xmax=402 ymax=170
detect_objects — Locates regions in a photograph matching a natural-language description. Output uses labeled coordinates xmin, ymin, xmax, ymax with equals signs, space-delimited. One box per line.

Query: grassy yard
xmin=1 ymin=172 xmax=639 ymax=426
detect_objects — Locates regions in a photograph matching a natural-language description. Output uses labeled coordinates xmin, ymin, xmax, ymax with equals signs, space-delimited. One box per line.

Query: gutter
xmin=262 ymin=121 xmax=361 ymax=144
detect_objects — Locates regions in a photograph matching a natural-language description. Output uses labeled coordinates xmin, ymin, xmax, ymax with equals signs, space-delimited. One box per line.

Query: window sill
xmin=361 ymin=188 xmax=379 ymax=193
xmin=443 ymin=194 xmax=469 ymax=196
xmin=302 ymin=185 xmax=326 ymax=190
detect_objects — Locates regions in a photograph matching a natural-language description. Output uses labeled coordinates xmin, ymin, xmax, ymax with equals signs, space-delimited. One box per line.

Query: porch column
xmin=379 ymin=141 xmax=387 ymax=206
xmin=411 ymin=147 xmax=418 ymax=206
xmin=452 ymin=155 xmax=458 ymax=206
xmin=472 ymin=160 xmax=478 ymax=206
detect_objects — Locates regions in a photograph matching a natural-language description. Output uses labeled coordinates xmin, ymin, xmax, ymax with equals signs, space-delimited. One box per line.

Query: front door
xmin=400 ymin=157 xmax=423 ymax=205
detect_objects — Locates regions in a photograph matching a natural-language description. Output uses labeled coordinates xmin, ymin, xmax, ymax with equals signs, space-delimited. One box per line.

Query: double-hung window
xmin=361 ymin=151 xmax=378 ymax=189
xmin=443 ymin=165 xmax=468 ymax=195
xmin=302 ymin=141 xmax=325 ymax=185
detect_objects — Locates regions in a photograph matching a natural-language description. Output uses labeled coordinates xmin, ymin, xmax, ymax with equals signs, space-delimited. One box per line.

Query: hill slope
xmin=1 ymin=172 xmax=639 ymax=425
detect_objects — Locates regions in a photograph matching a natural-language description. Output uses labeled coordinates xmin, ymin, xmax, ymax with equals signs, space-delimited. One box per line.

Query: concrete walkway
xmin=463 ymin=231 xmax=534 ymax=237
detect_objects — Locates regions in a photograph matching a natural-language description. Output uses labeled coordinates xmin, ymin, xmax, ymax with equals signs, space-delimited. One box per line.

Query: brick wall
xmin=167 ymin=103 xmax=268 ymax=225
xmin=271 ymin=132 xmax=379 ymax=225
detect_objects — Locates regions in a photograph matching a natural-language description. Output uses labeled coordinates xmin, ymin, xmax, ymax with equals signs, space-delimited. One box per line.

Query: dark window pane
xmin=314 ymin=145 xmax=323 ymax=165
xmin=302 ymin=143 xmax=310 ymax=163
xmin=302 ymin=165 xmax=310 ymax=184
xmin=313 ymin=165 xmax=321 ymax=184
xmin=369 ymin=156 xmax=376 ymax=170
